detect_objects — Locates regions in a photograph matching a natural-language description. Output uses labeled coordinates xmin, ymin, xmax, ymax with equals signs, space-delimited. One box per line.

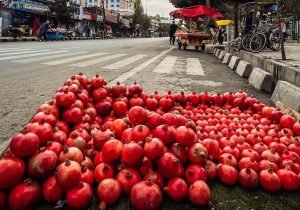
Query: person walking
xmin=39 ymin=20 xmax=49 ymax=41
xmin=217 ymin=27 xmax=226 ymax=45
xmin=169 ymin=21 xmax=178 ymax=45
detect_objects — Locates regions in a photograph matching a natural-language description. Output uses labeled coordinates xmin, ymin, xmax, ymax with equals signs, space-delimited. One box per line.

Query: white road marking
xmin=60 ymin=47 xmax=81 ymax=50
xmin=103 ymin=54 xmax=147 ymax=69
xmin=0 ymin=48 xmax=31 ymax=53
xmin=42 ymin=52 xmax=107 ymax=65
xmin=110 ymin=47 xmax=174 ymax=84
xmin=186 ymin=58 xmax=205 ymax=76
xmin=15 ymin=52 xmax=87 ymax=63
xmin=0 ymin=50 xmax=68 ymax=61
xmin=70 ymin=54 xmax=127 ymax=67
xmin=0 ymin=49 xmax=48 ymax=57
xmin=153 ymin=56 xmax=177 ymax=74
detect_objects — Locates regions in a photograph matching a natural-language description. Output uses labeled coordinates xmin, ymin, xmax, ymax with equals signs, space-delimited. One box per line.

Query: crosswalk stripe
xmin=186 ymin=58 xmax=205 ymax=76
xmin=0 ymin=49 xmax=48 ymax=57
xmin=0 ymin=48 xmax=30 ymax=53
xmin=153 ymin=56 xmax=177 ymax=74
xmin=110 ymin=47 xmax=174 ymax=84
xmin=42 ymin=52 xmax=107 ymax=65
xmin=70 ymin=54 xmax=127 ymax=67
xmin=103 ymin=54 xmax=147 ymax=70
xmin=15 ymin=52 xmax=87 ymax=63
xmin=0 ymin=50 xmax=68 ymax=61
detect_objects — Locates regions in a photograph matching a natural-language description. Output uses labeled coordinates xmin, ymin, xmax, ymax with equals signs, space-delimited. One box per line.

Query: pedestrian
xmin=245 ymin=11 xmax=253 ymax=32
xmin=169 ymin=21 xmax=177 ymax=45
xmin=39 ymin=20 xmax=49 ymax=41
xmin=280 ymin=20 xmax=287 ymax=41
xmin=217 ymin=27 xmax=226 ymax=45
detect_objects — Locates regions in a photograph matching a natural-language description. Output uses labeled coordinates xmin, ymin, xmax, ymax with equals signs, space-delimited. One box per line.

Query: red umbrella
xmin=170 ymin=5 xmax=223 ymax=19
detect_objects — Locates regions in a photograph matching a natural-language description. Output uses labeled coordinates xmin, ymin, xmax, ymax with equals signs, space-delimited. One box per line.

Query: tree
xmin=142 ymin=15 xmax=151 ymax=32
xmin=133 ymin=0 xmax=144 ymax=25
xmin=48 ymin=0 xmax=76 ymax=25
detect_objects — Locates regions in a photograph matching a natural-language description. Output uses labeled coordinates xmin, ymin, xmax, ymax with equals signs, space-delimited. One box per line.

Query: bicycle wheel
xmin=241 ymin=34 xmax=251 ymax=51
xmin=250 ymin=33 xmax=266 ymax=53
xmin=269 ymin=32 xmax=281 ymax=51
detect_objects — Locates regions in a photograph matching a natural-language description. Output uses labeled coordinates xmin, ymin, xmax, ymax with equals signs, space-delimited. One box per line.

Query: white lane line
xmin=110 ymin=47 xmax=174 ymax=84
xmin=0 ymin=50 xmax=68 ymax=61
xmin=42 ymin=52 xmax=107 ymax=65
xmin=186 ymin=58 xmax=205 ymax=76
xmin=0 ymin=49 xmax=48 ymax=57
xmin=60 ymin=47 xmax=81 ymax=50
xmin=103 ymin=54 xmax=147 ymax=70
xmin=70 ymin=54 xmax=127 ymax=67
xmin=153 ymin=56 xmax=177 ymax=74
xmin=0 ymin=48 xmax=31 ymax=52
xmin=15 ymin=52 xmax=87 ymax=63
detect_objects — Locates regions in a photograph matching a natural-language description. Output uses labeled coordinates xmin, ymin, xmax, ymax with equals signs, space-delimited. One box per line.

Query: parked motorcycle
xmin=2 ymin=25 xmax=29 ymax=38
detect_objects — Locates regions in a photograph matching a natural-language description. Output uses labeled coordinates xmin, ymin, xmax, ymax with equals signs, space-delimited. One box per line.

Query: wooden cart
xmin=176 ymin=33 xmax=210 ymax=50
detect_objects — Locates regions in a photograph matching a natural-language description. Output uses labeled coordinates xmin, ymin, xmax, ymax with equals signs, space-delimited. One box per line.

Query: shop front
xmin=105 ymin=9 xmax=119 ymax=35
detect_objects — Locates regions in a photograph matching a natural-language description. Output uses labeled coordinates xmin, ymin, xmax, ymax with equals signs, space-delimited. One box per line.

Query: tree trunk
xmin=276 ymin=0 xmax=286 ymax=60
xmin=234 ymin=0 xmax=238 ymax=38
xmin=206 ymin=0 xmax=211 ymax=7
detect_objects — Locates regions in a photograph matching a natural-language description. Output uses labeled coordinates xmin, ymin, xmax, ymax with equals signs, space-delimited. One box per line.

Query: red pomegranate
xmin=122 ymin=141 xmax=144 ymax=167
xmin=188 ymin=143 xmax=208 ymax=165
xmin=26 ymin=119 xmax=53 ymax=145
xmin=205 ymin=160 xmax=217 ymax=180
xmin=110 ymin=119 xmax=128 ymax=139
xmin=128 ymin=106 xmax=147 ymax=125
xmin=66 ymin=182 xmax=93 ymax=210
xmin=32 ymin=110 xmax=56 ymax=127
xmin=238 ymin=157 xmax=259 ymax=173
xmin=130 ymin=180 xmax=162 ymax=210
xmin=27 ymin=148 xmax=57 ymax=179
xmin=175 ymin=126 xmax=197 ymax=147
xmin=116 ymin=168 xmax=141 ymax=194
xmin=131 ymin=125 xmax=150 ymax=143
xmin=94 ymin=163 xmax=114 ymax=183
xmin=81 ymin=166 xmax=94 ymax=186
xmin=0 ymin=191 xmax=5 ymax=210
xmin=151 ymin=124 xmax=175 ymax=145
xmin=185 ymin=164 xmax=207 ymax=184
xmin=58 ymin=146 xmax=83 ymax=164
xmin=189 ymin=180 xmax=211 ymax=207
xmin=63 ymin=107 xmax=83 ymax=124
xmin=8 ymin=179 xmax=41 ymax=210
xmin=91 ymin=74 xmax=105 ymax=88
xmin=147 ymin=112 xmax=162 ymax=129
xmin=144 ymin=138 xmax=165 ymax=160
xmin=143 ymin=171 xmax=165 ymax=189
xmin=113 ymin=101 xmax=128 ymax=117
xmin=10 ymin=131 xmax=40 ymax=158
xmin=158 ymin=152 xmax=184 ymax=179
xmin=293 ymin=121 xmax=300 ymax=136
xmin=95 ymin=100 xmax=112 ymax=117
xmin=217 ymin=164 xmax=238 ymax=186
xmin=45 ymin=141 xmax=63 ymax=156
xmin=280 ymin=115 xmax=296 ymax=129
xmin=139 ymin=156 xmax=153 ymax=176
xmin=55 ymin=89 xmax=76 ymax=108
xmin=112 ymin=82 xmax=126 ymax=98
xmin=92 ymin=129 xmax=113 ymax=151
xmin=259 ymin=159 xmax=279 ymax=172
xmin=239 ymin=168 xmax=258 ymax=190
xmin=52 ymin=130 xmax=67 ymax=144
xmin=0 ymin=156 xmax=25 ymax=190
xmin=42 ymin=176 xmax=64 ymax=203
xmin=102 ymin=139 xmax=123 ymax=163
xmin=169 ymin=143 xmax=188 ymax=164
xmin=145 ymin=96 xmax=158 ymax=111
xmin=56 ymin=160 xmax=82 ymax=189
xmin=164 ymin=178 xmax=188 ymax=202
xmin=97 ymin=178 xmax=122 ymax=210
xmin=259 ymin=168 xmax=282 ymax=192
xmin=277 ymin=168 xmax=299 ymax=191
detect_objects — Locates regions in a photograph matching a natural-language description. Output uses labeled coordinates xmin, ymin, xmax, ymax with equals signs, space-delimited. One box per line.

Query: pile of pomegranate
xmin=0 ymin=73 xmax=300 ymax=210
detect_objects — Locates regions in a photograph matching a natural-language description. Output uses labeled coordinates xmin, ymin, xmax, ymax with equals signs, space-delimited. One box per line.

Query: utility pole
xmin=253 ymin=0 xmax=259 ymax=25
xmin=206 ymin=0 xmax=211 ymax=7
xmin=234 ymin=0 xmax=238 ymax=38
xmin=101 ymin=0 xmax=107 ymax=39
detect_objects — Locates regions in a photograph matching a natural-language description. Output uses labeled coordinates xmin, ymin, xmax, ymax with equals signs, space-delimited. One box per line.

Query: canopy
xmin=169 ymin=5 xmax=223 ymax=19
xmin=216 ymin=20 xmax=234 ymax=26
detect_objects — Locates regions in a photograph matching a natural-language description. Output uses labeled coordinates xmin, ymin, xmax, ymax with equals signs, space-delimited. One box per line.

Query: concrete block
xmin=218 ymin=51 xmax=225 ymax=60
xmin=228 ymin=56 xmax=240 ymax=70
xmin=215 ymin=49 xmax=221 ymax=57
xmin=249 ymin=68 xmax=273 ymax=93
xmin=236 ymin=61 xmax=253 ymax=77
xmin=222 ymin=53 xmax=232 ymax=65
xmin=271 ymin=81 xmax=300 ymax=112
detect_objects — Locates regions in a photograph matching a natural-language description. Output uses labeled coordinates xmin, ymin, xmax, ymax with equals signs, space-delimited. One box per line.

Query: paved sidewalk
xmin=256 ymin=42 xmax=300 ymax=68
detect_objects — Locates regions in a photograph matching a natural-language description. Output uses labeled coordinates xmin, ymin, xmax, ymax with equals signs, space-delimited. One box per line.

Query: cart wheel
xmin=178 ymin=42 xmax=182 ymax=49
xmin=195 ymin=46 xmax=199 ymax=50
xmin=183 ymin=43 xmax=187 ymax=50
xmin=201 ymin=43 xmax=206 ymax=51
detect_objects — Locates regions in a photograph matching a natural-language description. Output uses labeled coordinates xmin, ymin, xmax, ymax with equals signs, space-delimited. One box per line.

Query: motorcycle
xmin=2 ymin=25 xmax=29 ymax=38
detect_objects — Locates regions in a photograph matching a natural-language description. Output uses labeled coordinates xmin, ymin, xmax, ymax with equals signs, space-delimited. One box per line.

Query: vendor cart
xmin=46 ymin=28 xmax=66 ymax=40
xmin=170 ymin=5 xmax=223 ymax=51
xmin=176 ymin=32 xmax=210 ymax=50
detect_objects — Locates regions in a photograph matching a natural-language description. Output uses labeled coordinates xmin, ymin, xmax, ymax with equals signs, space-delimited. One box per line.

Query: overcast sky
xmin=142 ymin=0 xmax=175 ymax=17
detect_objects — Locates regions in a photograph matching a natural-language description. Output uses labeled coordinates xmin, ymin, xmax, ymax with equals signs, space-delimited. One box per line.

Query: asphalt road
xmin=0 ymin=37 xmax=272 ymax=153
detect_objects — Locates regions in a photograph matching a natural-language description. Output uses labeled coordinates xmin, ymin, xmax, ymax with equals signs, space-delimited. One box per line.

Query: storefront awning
xmin=170 ymin=5 xmax=223 ymax=19
xmin=6 ymin=0 xmax=49 ymax=14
